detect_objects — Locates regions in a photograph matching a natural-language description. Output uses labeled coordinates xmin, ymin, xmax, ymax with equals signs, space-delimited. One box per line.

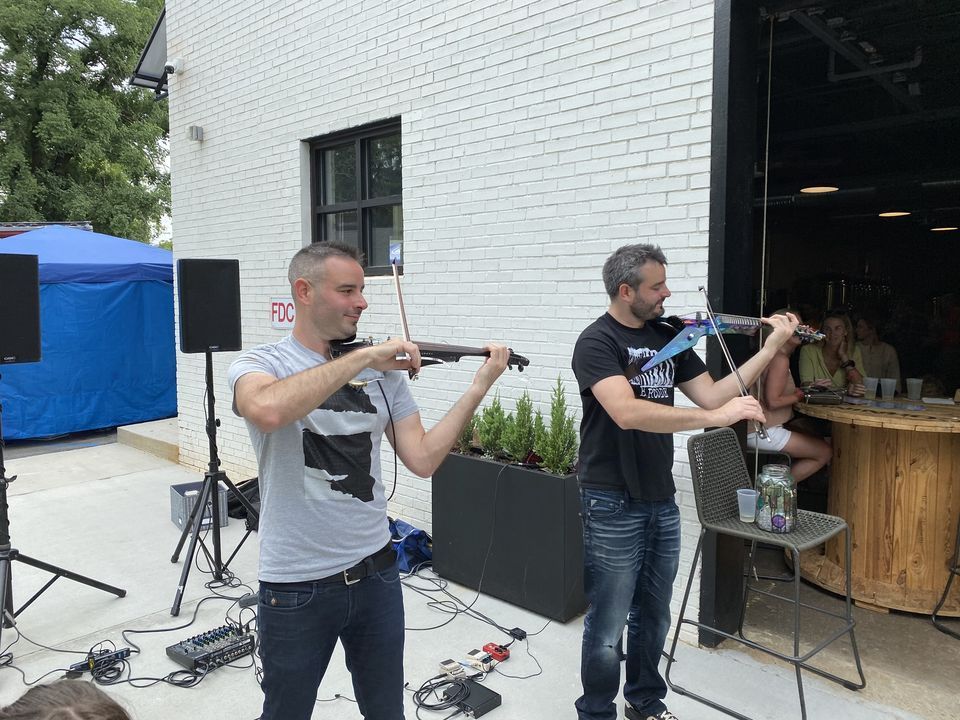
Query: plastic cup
xmin=737 ymin=489 xmax=759 ymax=523
xmin=906 ymin=377 xmax=922 ymax=401
xmin=863 ymin=377 xmax=878 ymax=400
xmin=880 ymin=378 xmax=897 ymax=399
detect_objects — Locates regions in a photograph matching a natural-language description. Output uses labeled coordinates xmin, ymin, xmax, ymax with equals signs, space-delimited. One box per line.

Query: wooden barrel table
xmin=795 ymin=399 xmax=960 ymax=615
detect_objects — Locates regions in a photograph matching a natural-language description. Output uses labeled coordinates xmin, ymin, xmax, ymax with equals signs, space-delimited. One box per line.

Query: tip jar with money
xmin=756 ymin=463 xmax=796 ymax=533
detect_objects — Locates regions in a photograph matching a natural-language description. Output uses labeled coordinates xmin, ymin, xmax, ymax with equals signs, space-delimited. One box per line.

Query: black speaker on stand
xmin=0 ymin=253 xmax=126 ymax=648
xmin=169 ymin=259 xmax=259 ymax=616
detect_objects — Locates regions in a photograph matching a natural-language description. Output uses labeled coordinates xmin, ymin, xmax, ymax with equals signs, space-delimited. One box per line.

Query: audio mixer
xmin=166 ymin=624 xmax=255 ymax=671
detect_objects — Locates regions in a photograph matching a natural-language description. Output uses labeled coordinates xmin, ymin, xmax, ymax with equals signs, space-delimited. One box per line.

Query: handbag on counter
xmin=801 ymin=386 xmax=844 ymax=405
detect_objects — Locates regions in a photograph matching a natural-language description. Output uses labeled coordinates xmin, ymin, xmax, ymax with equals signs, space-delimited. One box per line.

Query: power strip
xmin=69 ymin=648 xmax=131 ymax=673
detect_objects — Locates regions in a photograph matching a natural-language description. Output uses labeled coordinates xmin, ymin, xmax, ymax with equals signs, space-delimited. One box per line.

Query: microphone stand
xmin=0 ymin=373 xmax=126 ymax=649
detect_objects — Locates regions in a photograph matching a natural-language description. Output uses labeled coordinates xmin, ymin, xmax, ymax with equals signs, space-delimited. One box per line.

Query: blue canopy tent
xmin=0 ymin=226 xmax=176 ymax=440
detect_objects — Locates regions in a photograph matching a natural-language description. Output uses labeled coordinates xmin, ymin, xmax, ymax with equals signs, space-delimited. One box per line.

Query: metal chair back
xmin=687 ymin=427 xmax=753 ymax=527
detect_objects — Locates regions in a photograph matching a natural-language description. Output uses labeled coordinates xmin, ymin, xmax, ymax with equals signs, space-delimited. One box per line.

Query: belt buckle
xmin=343 ymin=567 xmax=362 ymax=585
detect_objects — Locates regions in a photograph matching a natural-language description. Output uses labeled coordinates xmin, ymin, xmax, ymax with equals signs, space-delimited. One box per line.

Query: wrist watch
xmin=841 ymin=360 xmax=856 ymax=370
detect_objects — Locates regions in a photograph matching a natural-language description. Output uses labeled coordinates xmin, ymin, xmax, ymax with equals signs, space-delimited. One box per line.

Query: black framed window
xmin=309 ymin=118 xmax=402 ymax=274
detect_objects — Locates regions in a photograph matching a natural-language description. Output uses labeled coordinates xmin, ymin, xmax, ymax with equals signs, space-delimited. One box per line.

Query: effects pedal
xmin=166 ymin=624 xmax=255 ymax=671
xmin=482 ymin=643 xmax=509 ymax=662
xmin=465 ymin=648 xmax=496 ymax=673
xmin=443 ymin=678 xmax=501 ymax=718
xmin=439 ymin=658 xmax=465 ymax=678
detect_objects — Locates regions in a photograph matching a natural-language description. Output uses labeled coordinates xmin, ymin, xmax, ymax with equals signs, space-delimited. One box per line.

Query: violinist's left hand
xmin=474 ymin=343 xmax=510 ymax=390
xmin=760 ymin=311 xmax=800 ymax=349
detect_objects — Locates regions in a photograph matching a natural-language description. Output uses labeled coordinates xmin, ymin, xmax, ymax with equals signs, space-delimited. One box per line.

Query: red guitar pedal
xmin=483 ymin=643 xmax=510 ymax=662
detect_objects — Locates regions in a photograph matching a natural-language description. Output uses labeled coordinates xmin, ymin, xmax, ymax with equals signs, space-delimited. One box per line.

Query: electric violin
xmin=639 ymin=312 xmax=822 ymax=373
xmin=329 ymin=337 xmax=530 ymax=371
xmin=635 ymin=288 xmax=798 ymax=442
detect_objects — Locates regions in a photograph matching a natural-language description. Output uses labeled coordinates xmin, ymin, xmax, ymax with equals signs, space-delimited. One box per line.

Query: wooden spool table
xmin=795 ymin=399 xmax=960 ymax=615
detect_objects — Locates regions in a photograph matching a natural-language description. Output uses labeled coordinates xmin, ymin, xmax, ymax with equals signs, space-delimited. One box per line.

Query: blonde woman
xmin=799 ymin=311 xmax=865 ymax=394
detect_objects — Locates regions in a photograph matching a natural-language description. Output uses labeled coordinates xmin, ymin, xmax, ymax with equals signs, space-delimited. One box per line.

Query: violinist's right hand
xmin=712 ymin=395 xmax=766 ymax=427
xmin=360 ymin=339 xmax=422 ymax=374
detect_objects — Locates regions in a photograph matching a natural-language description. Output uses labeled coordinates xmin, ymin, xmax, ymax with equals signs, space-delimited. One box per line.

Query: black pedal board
xmin=165 ymin=624 xmax=255 ymax=671
xmin=443 ymin=678 xmax=501 ymax=718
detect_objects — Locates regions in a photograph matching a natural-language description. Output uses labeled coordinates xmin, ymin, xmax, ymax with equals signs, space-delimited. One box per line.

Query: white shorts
xmin=746 ymin=424 xmax=791 ymax=452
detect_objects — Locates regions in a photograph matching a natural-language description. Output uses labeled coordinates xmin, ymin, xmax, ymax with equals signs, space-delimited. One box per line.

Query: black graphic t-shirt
xmin=572 ymin=313 xmax=707 ymax=501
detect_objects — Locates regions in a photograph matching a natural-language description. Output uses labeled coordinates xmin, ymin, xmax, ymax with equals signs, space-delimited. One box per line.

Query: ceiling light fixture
xmin=930 ymin=226 xmax=958 ymax=232
xmin=800 ymin=186 xmax=839 ymax=194
xmin=878 ymin=211 xmax=911 ymax=218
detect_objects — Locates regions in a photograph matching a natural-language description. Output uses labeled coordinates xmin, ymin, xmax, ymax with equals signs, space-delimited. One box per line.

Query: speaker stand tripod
xmin=169 ymin=350 xmax=259 ymax=616
xmin=0 ymin=382 xmax=126 ymax=649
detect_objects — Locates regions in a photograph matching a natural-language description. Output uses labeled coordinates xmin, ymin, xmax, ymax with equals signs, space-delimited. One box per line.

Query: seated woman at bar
xmin=855 ymin=313 xmax=901 ymax=393
xmin=799 ymin=310 xmax=865 ymax=394
xmin=748 ymin=310 xmax=832 ymax=481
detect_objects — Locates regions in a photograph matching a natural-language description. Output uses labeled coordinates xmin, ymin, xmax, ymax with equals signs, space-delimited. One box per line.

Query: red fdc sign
xmin=270 ymin=298 xmax=295 ymax=329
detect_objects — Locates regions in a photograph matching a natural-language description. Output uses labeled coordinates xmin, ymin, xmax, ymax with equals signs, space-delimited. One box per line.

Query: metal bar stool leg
xmin=791 ymin=548 xmax=808 ymax=720
xmin=665 ymin=531 xmax=702 ymax=687
xmin=666 ymin=532 xmax=753 ymax=720
xmin=737 ymin=539 xmax=759 ymax=639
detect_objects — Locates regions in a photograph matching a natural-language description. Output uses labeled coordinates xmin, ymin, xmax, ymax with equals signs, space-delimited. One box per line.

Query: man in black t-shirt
xmin=571 ymin=244 xmax=798 ymax=720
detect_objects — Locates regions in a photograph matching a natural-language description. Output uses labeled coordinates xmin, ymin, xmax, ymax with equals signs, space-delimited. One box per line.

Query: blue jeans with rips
xmin=575 ymin=488 xmax=681 ymax=720
xmin=258 ymin=561 xmax=405 ymax=720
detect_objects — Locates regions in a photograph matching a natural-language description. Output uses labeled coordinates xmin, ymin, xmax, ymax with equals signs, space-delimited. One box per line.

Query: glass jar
xmin=756 ymin=464 xmax=797 ymax=533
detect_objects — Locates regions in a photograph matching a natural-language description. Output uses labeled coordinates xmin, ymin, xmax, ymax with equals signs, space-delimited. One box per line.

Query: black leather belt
xmin=321 ymin=543 xmax=396 ymax=586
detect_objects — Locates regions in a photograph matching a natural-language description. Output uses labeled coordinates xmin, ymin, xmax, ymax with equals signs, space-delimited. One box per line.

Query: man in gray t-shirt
xmin=228 ymin=242 xmax=509 ymax=720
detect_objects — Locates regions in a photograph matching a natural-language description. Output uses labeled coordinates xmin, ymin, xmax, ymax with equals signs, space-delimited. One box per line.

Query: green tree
xmin=534 ymin=376 xmax=579 ymax=475
xmin=502 ymin=390 xmax=536 ymax=464
xmin=0 ymin=0 xmax=169 ymax=242
xmin=477 ymin=394 xmax=507 ymax=458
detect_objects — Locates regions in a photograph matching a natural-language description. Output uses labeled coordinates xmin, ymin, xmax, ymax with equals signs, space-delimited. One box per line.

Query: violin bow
xmin=392 ymin=261 xmax=418 ymax=380
xmin=381 ymin=261 xmax=529 ymax=375
xmin=699 ymin=287 xmax=769 ymax=441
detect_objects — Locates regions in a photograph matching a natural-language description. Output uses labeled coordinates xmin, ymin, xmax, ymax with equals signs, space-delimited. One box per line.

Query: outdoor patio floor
xmin=0 ymin=433 xmax=950 ymax=719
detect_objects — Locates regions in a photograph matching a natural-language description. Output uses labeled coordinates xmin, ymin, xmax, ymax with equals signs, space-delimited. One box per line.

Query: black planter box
xmin=431 ymin=452 xmax=586 ymax=622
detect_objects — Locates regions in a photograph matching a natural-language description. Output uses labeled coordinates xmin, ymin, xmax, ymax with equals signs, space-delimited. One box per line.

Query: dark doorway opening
xmin=702 ymin=0 xmax=960 ymax=696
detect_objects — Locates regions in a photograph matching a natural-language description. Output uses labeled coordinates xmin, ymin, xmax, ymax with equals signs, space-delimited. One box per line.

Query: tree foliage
xmin=477 ymin=394 xmax=507 ymax=458
xmin=534 ymin=376 xmax=579 ymax=475
xmin=502 ymin=390 xmax=536 ymax=464
xmin=0 ymin=0 xmax=169 ymax=242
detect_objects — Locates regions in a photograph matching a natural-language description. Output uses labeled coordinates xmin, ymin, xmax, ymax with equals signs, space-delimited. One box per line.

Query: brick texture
xmin=166 ymin=0 xmax=714 ymax=632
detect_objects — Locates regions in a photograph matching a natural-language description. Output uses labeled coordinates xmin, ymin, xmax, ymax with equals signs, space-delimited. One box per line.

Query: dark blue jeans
xmin=258 ymin=561 xmax=405 ymax=720
xmin=575 ymin=489 xmax=681 ymax=720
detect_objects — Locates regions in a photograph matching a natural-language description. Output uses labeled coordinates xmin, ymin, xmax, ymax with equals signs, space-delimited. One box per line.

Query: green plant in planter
xmin=477 ymin=393 xmax=507 ymax=457
xmin=502 ymin=390 xmax=536 ymax=464
xmin=534 ymin=376 xmax=579 ymax=475
xmin=456 ymin=413 xmax=479 ymax=454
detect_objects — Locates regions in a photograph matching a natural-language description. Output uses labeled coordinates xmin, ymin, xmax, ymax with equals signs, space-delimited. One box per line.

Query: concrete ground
xmin=0 ymin=421 xmax=951 ymax=719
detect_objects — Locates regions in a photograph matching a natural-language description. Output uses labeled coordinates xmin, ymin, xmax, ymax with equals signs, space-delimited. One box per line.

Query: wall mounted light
xmin=800 ymin=185 xmax=839 ymax=194
xmin=878 ymin=211 xmax=911 ymax=218
xmin=188 ymin=125 xmax=203 ymax=142
xmin=930 ymin=226 xmax=958 ymax=232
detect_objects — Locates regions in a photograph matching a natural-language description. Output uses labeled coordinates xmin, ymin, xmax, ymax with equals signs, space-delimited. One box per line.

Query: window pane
xmin=322 ymin=211 xmax=358 ymax=246
xmin=323 ymin=144 xmax=356 ymax=204
xmin=367 ymin=133 xmax=402 ymax=198
xmin=367 ymin=204 xmax=403 ymax=267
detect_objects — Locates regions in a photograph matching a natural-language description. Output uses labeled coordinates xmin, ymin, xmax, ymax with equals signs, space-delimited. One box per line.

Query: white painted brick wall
xmin=166 ymin=0 xmax=713 ymax=640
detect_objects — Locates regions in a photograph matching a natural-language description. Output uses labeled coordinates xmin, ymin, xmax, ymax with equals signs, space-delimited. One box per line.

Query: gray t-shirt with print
xmin=227 ymin=335 xmax=419 ymax=583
